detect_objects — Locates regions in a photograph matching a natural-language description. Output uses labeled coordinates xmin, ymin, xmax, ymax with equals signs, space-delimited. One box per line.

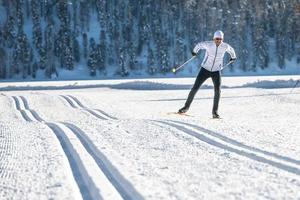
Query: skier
xmin=178 ymin=30 xmax=236 ymax=118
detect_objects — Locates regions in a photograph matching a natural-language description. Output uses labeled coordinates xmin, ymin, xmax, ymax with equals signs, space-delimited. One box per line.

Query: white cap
xmin=213 ymin=30 xmax=224 ymax=39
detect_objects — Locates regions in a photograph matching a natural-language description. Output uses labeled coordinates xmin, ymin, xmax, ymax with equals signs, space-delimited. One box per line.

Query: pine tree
xmin=65 ymin=46 xmax=74 ymax=70
xmin=98 ymin=31 xmax=107 ymax=73
xmin=157 ymin=35 xmax=170 ymax=74
xmin=31 ymin=0 xmax=43 ymax=52
xmin=95 ymin=0 xmax=106 ymax=28
xmin=147 ymin=45 xmax=155 ymax=75
xmin=0 ymin=30 xmax=4 ymax=79
xmin=15 ymin=33 xmax=24 ymax=77
xmin=71 ymin=0 xmax=79 ymax=34
xmin=73 ymin=36 xmax=80 ymax=63
xmin=56 ymin=1 xmax=74 ymax=71
xmin=173 ymin=27 xmax=185 ymax=73
xmin=89 ymin=37 xmax=96 ymax=52
xmin=118 ymin=48 xmax=129 ymax=77
xmin=16 ymin=0 xmax=24 ymax=30
xmin=10 ymin=43 xmax=20 ymax=77
xmin=107 ymin=43 xmax=115 ymax=66
xmin=45 ymin=19 xmax=56 ymax=78
xmin=87 ymin=49 xmax=97 ymax=76
xmin=82 ymin=33 xmax=88 ymax=59
xmin=252 ymin=2 xmax=269 ymax=70
xmin=128 ymin=41 xmax=136 ymax=71
xmin=137 ymin=10 xmax=147 ymax=55
xmin=19 ymin=33 xmax=33 ymax=78
xmin=275 ymin=1 xmax=287 ymax=69
xmin=39 ymin=47 xmax=47 ymax=70
xmin=0 ymin=47 xmax=7 ymax=79
xmin=4 ymin=16 xmax=16 ymax=48
xmin=235 ymin=1 xmax=248 ymax=72
xmin=79 ymin=0 xmax=90 ymax=32
xmin=284 ymin=2 xmax=296 ymax=61
xmin=32 ymin=61 xmax=38 ymax=78
xmin=87 ymin=37 xmax=97 ymax=76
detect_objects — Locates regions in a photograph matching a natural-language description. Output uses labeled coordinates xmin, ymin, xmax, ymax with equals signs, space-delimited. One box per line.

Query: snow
xmin=0 ymin=75 xmax=300 ymax=199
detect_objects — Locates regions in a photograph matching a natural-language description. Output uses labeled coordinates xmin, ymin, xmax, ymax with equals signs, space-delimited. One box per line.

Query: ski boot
xmin=212 ymin=112 xmax=220 ymax=119
xmin=178 ymin=106 xmax=189 ymax=114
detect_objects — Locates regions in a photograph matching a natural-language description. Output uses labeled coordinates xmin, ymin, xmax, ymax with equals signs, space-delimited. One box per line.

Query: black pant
xmin=184 ymin=67 xmax=221 ymax=114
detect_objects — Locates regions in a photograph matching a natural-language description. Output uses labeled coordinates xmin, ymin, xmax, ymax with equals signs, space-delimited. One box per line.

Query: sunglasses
xmin=215 ymin=38 xmax=222 ymax=41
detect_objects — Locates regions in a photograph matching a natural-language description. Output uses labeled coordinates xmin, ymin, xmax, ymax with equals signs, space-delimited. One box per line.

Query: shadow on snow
xmin=0 ymin=79 xmax=299 ymax=92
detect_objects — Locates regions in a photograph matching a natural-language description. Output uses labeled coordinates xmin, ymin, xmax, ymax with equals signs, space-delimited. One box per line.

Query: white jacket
xmin=193 ymin=41 xmax=236 ymax=72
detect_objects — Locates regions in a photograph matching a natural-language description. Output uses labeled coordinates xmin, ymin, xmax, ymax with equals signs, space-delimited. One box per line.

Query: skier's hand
xmin=229 ymin=57 xmax=236 ymax=63
xmin=191 ymin=51 xmax=197 ymax=56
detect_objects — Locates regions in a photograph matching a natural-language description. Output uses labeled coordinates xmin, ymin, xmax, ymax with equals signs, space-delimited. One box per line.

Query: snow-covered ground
xmin=0 ymin=75 xmax=300 ymax=200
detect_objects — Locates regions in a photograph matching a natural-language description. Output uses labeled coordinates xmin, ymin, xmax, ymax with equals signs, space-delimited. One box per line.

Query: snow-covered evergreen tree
xmin=0 ymin=0 xmax=299 ymax=79
xmin=31 ymin=0 xmax=43 ymax=52
xmin=251 ymin=1 xmax=269 ymax=70
xmin=73 ymin=35 xmax=80 ymax=63
xmin=16 ymin=0 xmax=24 ymax=30
xmin=4 ymin=16 xmax=16 ymax=48
xmin=87 ymin=37 xmax=97 ymax=76
xmin=118 ymin=48 xmax=129 ymax=77
xmin=274 ymin=1 xmax=287 ymax=69
xmin=45 ymin=18 xmax=56 ymax=78
xmin=32 ymin=61 xmax=38 ymax=78
xmin=65 ymin=46 xmax=74 ymax=70
xmin=82 ymin=33 xmax=88 ymax=59
xmin=98 ymin=31 xmax=107 ymax=73
xmin=89 ymin=37 xmax=96 ymax=52
xmin=19 ymin=33 xmax=33 ymax=78
xmin=147 ymin=45 xmax=155 ymax=75
xmin=0 ymin=47 xmax=7 ymax=78
xmin=79 ymin=0 xmax=90 ymax=32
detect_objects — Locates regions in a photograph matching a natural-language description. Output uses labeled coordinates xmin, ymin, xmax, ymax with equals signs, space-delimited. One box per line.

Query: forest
xmin=0 ymin=0 xmax=299 ymax=79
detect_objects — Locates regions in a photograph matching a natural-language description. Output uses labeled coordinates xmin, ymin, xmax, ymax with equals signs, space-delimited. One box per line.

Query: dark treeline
xmin=0 ymin=0 xmax=299 ymax=79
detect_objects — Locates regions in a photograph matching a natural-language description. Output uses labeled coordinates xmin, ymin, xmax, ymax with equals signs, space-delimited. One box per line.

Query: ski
xmin=167 ymin=112 xmax=194 ymax=117
xmin=210 ymin=117 xmax=223 ymax=120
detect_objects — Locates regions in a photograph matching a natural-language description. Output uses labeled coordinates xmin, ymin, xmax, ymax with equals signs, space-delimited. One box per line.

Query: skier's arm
xmin=192 ymin=42 xmax=208 ymax=55
xmin=226 ymin=44 xmax=237 ymax=62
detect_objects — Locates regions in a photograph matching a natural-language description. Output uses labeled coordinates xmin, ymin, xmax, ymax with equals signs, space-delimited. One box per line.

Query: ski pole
xmin=224 ymin=60 xmax=235 ymax=67
xmin=290 ymin=80 xmax=300 ymax=93
xmin=172 ymin=56 xmax=196 ymax=73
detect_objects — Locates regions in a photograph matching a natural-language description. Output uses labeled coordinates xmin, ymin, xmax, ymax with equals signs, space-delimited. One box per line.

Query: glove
xmin=229 ymin=58 xmax=236 ymax=62
xmin=191 ymin=51 xmax=197 ymax=56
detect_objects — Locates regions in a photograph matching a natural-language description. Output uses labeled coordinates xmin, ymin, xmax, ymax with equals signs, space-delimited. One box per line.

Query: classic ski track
xmin=11 ymin=96 xmax=34 ymax=122
xmin=11 ymin=96 xmax=99 ymax=199
xmin=46 ymin=122 xmax=102 ymax=200
xmin=60 ymin=95 xmax=107 ymax=120
xmin=170 ymin=120 xmax=300 ymax=167
xmin=19 ymin=96 xmax=44 ymax=122
xmin=67 ymin=95 xmax=118 ymax=120
xmin=153 ymin=120 xmax=300 ymax=176
xmin=60 ymin=95 xmax=116 ymax=120
xmin=10 ymin=95 xmax=142 ymax=200
xmin=62 ymin=122 xmax=144 ymax=200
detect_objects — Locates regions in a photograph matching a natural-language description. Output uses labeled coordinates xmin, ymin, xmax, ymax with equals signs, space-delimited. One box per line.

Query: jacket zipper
xmin=211 ymin=46 xmax=218 ymax=71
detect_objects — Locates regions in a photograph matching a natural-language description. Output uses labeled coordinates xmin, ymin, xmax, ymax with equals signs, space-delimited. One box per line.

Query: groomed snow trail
xmin=5 ymin=94 xmax=142 ymax=200
xmin=0 ymin=76 xmax=300 ymax=199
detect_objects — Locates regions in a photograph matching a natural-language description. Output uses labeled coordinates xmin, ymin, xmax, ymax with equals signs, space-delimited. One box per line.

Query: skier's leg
xmin=179 ymin=68 xmax=209 ymax=113
xmin=211 ymin=71 xmax=221 ymax=116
